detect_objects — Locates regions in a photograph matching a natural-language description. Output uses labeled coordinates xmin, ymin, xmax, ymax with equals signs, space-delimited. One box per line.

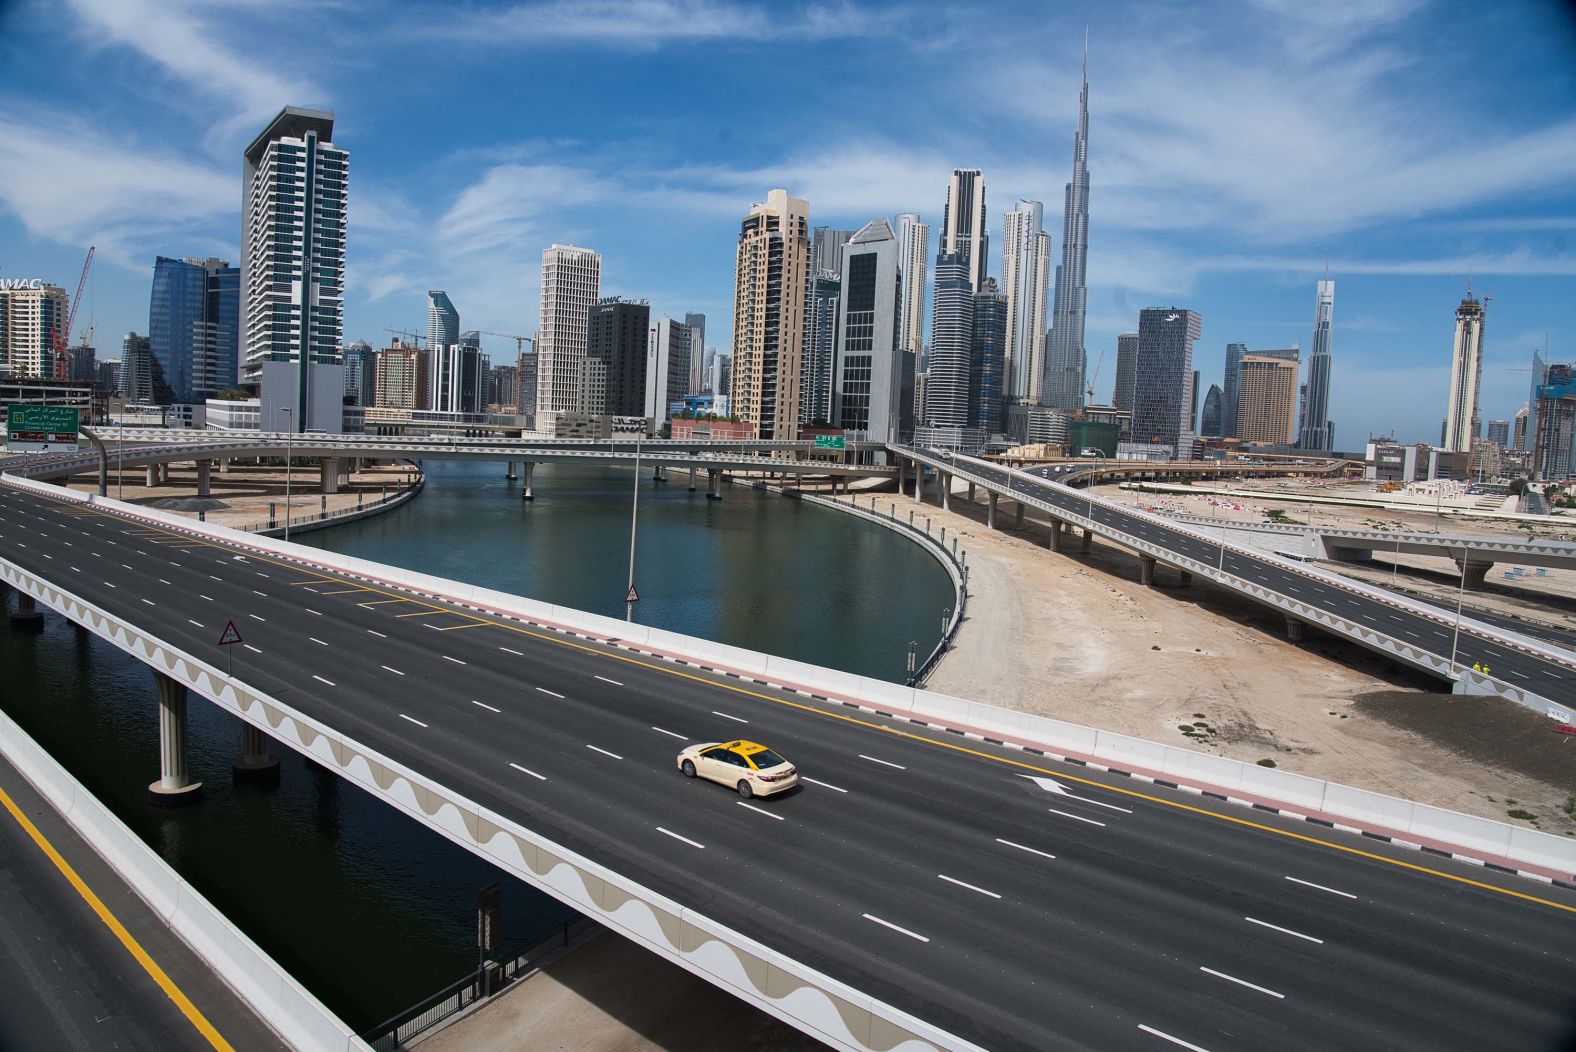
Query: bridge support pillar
xmin=1454 ymin=559 xmax=1492 ymax=591
xmin=506 ymin=461 xmax=517 ymax=480
xmin=1285 ymin=616 xmax=1305 ymax=644
xmin=521 ymin=462 xmax=535 ymax=501
xmin=1081 ymin=528 xmax=1092 ymax=553
xmin=1178 ymin=571 xmax=1193 ymax=587
xmin=9 ymin=592 xmax=43 ymax=632
xmin=195 ymin=459 xmax=211 ymax=498
xmin=940 ymin=472 xmax=951 ymax=511
xmin=653 ymin=464 xmax=666 ymax=482
xmin=218 ymin=458 xmax=230 ymax=474
xmin=689 ymin=466 xmax=697 ymax=491
xmin=1014 ymin=502 xmax=1024 ymax=528
xmin=233 ymin=723 xmax=280 ymax=785
xmin=967 ymin=481 xmax=976 ymax=506
xmin=987 ymin=492 xmax=998 ymax=530
xmin=1048 ymin=521 xmax=1063 ymax=552
xmin=148 ymin=672 xmax=201 ymax=807
xmin=145 ymin=464 xmax=160 ymax=487
xmin=319 ymin=458 xmax=341 ymax=495
xmin=707 ymin=469 xmax=723 ymax=500
xmin=896 ymin=458 xmax=907 ymax=495
xmin=1139 ymin=557 xmax=1156 ymax=586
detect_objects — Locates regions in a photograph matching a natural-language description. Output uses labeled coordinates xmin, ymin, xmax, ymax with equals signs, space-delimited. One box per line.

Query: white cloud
xmin=0 ymin=110 xmax=234 ymax=267
xmin=427 ymin=0 xmax=886 ymax=48
xmin=64 ymin=0 xmax=319 ymax=141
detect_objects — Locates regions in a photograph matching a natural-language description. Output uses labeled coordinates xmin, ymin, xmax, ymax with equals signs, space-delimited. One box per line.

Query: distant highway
xmin=3 ymin=479 xmax=1576 ymax=1051
xmin=919 ymin=453 xmax=1576 ymax=706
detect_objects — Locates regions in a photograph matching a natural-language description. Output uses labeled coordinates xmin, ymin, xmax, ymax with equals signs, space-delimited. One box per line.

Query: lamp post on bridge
xmin=1448 ymin=545 xmax=1469 ymax=676
xmin=625 ymin=432 xmax=642 ymax=623
xmin=281 ymin=408 xmax=294 ymax=543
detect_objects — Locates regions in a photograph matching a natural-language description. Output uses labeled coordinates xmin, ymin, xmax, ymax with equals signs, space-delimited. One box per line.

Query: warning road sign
xmin=625 ymin=585 xmax=639 ymax=603
xmin=217 ymin=620 xmax=243 ymax=646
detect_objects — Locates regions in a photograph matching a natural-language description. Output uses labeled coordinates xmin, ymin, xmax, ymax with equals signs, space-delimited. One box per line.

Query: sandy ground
xmin=57 ymin=461 xmax=418 ymax=530
xmin=416 ymin=932 xmax=826 ymax=1052
xmin=916 ymin=479 xmax=1576 ymax=834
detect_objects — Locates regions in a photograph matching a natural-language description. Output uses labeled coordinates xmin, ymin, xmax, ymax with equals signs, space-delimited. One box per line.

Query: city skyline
xmin=1 ymin=2 xmax=1574 ymax=443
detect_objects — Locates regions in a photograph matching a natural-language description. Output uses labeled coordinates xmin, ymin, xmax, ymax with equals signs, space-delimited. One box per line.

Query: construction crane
xmin=52 ymin=245 xmax=94 ymax=380
xmin=1086 ymin=348 xmax=1105 ymax=404
xmin=482 ymin=332 xmax=534 ymax=414
xmin=383 ymin=327 xmax=422 ymax=347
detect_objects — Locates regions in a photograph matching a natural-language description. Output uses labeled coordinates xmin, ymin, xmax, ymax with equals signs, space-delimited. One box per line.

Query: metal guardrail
xmin=361 ymin=917 xmax=601 ymax=1050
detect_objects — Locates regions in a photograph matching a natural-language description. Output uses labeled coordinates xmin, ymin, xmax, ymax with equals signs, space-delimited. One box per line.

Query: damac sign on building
xmin=0 ymin=279 xmax=46 ymax=290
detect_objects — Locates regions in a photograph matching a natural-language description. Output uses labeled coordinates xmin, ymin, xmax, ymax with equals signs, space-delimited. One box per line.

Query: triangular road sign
xmin=217 ymin=619 xmax=243 ymax=646
xmin=625 ymin=585 xmax=640 ymax=603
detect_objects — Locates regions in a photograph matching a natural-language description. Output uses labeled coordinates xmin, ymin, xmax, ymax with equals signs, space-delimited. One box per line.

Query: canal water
xmin=0 ymin=460 xmax=952 ymax=1030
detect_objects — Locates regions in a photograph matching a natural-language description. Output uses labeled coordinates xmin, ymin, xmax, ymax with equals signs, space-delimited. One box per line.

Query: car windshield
xmin=749 ymin=749 xmax=787 ymax=770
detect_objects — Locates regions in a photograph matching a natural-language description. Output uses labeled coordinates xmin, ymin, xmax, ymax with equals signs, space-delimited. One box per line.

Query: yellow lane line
xmin=320 ymin=587 xmax=373 ymax=596
xmin=359 ymin=598 xmax=418 ymax=607
xmin=42 ymin=491 xmax=1576 ymax=915
xmin=0 ymin=784 xmax=235 ymax=1051
xmin=394 ymin=608 xmax=459 ymax=618
xmin=436 ymin=621 xmax=492 ymax=631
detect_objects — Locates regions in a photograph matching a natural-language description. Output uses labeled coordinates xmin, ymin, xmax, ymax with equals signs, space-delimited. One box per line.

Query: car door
xmin=710 ymin=748 xmax=746 ymax=787
xmin=697 ymin=746 xmax=730 ymax=784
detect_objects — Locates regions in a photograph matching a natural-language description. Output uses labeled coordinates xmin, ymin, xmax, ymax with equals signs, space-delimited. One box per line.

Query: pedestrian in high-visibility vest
xmin=1473 ymin=662 xmax=1483 ymax=673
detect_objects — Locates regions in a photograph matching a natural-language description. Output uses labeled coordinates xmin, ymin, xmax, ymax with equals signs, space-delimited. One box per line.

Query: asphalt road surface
xmin=2 ymin=483 xmax=1575 ymax=1052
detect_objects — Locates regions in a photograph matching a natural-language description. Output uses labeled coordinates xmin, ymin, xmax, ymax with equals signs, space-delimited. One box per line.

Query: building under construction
xmin=1532 ymin=362 xmax=1576 ymax=480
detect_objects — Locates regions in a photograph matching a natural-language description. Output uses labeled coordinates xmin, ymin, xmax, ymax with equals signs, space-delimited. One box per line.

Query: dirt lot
xmin=914 ymin=480 xmax=1576 ymax=835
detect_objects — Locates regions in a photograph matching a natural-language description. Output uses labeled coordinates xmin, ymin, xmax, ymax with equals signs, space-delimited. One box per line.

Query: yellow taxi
xmin=676 ymin=740 xmax=798 ymax=799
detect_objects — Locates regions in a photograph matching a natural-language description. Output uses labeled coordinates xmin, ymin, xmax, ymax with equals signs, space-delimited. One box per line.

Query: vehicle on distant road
xmin=677 ymin=739 xmax=798 ymax=798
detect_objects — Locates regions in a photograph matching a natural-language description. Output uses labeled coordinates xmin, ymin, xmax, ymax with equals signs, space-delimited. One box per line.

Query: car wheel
xmin=736 ymin=780 xmax=753 ymax=799
xmin=681 ymin=760 xmax=696 ymax=778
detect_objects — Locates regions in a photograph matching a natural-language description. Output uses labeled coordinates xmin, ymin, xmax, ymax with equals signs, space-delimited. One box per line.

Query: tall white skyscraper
xmin=241 ymin=106 xmax=348 ymax=424
xmin=730 ymin=189 xmax=810 ymax=440
xmin=1298 ymin=279 xmax=1335 ymax=450
xmin=535 ymin=245 xmax=601 ymax=420
xmin=1443 ymin=293 xmax=1486 ymax=453
xmin=833 ymin=219 xmax=911 ymax=443
xmin=895 ymin=213 xmax=929 ymax=358
xmin=1001 ymin=200 xmax=1051 ymax=403
xmin=941 ymin=169 xmax=988 ymax=293
xmin=0 ymin=284 xmax=68 ymax=378
xmin=1042 ymin=44 xmax=1090 ymax=411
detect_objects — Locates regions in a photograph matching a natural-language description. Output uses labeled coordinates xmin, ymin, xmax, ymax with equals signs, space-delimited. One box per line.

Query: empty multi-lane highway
xmin=2 ymin=480 xmax=1574 ymax=1051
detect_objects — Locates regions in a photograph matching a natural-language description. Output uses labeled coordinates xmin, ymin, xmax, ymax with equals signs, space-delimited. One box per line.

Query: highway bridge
xmin=893 ymin=448 xmax=1576 ymax=717
xmin=2 ymin=448 xmax=1576 ymax=1051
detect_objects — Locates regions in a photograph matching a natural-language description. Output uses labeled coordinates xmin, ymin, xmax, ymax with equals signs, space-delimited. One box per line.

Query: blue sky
xmin=1 ymin=0 xmax=1574 ymax=445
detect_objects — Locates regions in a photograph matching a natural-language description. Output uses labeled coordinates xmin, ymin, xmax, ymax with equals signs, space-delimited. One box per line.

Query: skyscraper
xmin=1298 ymin=279 xmax=1335 ymax=450
xmin=1112 ymin=332 xmax=1138 ymax=413
xmin=1523 ymin=348 xmax=1549 ymax=452
xmin=923 ymin=253 xmax=976 ymax=427
xmin=1200 ymin=383 xmax=1224 ymax=438
xmin=341 ymin=339 xmax=375 ymax=406
xmin=730 ymin=189 xmax=810 ymax=440
xmin=241 ymin=107 xmax=348 ymax=428
xmin=373 ymin=339 xmax=427 ymax=410
xmin=1042 ymin=43 xmax=1091 ymax=412
xmin=684 ymin=312 xmax=707 ymax=393
xmin=941 ymin=170 xmax=988 ymax=293
xmin=972 ymin=278 xmax=1008 ymax=434
xmin=1222 ymin=342 xmax=1246 ymax=438
xmin=1001 ymin=201 xmax=1051 ymax=403
xmin=647 ymin=315 xmax=695 ymax=426
xmin=833 ymin=219 xmax=911 ymax=443
xmin=427 ymin=291 xmax=459 ymax=359
xmin=1443 ymin=293 xmax=1486 ymax=453
xmin=895 ymin=213 xmax=929 ymax=358
xmin=801 ymin=227 xmax=851 ymax=424
xmin=0 ymin=284 xmax=67 ymax=378
xmin=431 ymin=330 xmax=487 ymax=414
xmin=587 ymin=298 xmax=651 ymax=417
xmin=536 ymin=244 xmax=602 ymax=421
xmin=153 ymin=256 xmax=239 ymax=404
xmin=1132 ymin=309 xmax=1202 ymax=455
xmin=1485 ymin=418 xmax=1510 ymax=447
xmin=1237 ymin=355 xmax=1299 ymax=444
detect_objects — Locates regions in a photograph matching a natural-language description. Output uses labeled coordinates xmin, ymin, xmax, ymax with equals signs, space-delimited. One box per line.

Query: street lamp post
xmin=281 ymin=408 xmax=293 ymax=543
xmin=1448 ymin=546 xmax=1469 ymax=675
xmin=625 ymin=433 xmax=642 ymax=622
xmin=116 ymin=414 xmax=124 ymax=501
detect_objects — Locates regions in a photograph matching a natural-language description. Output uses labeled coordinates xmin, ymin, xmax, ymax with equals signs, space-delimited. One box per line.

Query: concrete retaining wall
xmin=0 ymin=707 xmax=367 ymax=1052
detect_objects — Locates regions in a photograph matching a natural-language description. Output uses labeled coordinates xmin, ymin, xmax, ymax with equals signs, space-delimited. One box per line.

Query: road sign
xmin=6 ymin=405 xmax=81 ymax=453
xmin=813 ymin=434 xmax=846 ymax=450
xmin=217 ymin=620 xmax=243 ymax=646
xmin=625 ymin=584 xmax=640 ymax=603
